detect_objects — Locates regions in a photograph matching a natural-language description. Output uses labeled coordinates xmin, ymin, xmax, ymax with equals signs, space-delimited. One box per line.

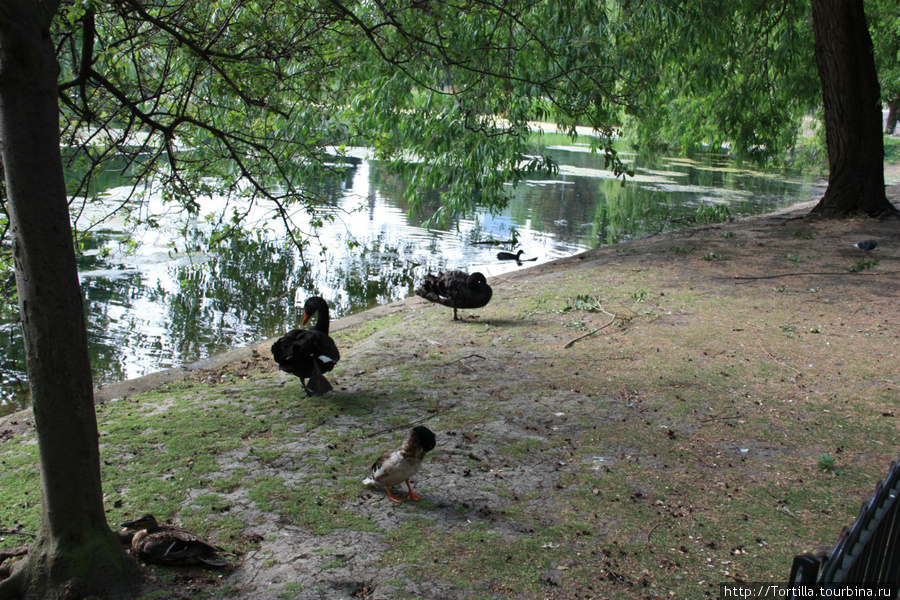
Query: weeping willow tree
xmin=0 ymin=0 xmax=636 ymax=597
xmin=603 ymin=0 xmax=896 ymax=217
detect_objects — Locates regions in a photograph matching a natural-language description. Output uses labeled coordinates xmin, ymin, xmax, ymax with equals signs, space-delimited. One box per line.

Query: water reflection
xmin=0 ymin=136 xmax=821 ymax=415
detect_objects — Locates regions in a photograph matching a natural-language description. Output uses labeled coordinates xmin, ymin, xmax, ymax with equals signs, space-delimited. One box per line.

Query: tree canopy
xmin=608 ymin=1 xmax=821 ymax=161
xmin=0 ymin=0 xmax=895 ymax=263
xmin=53 ymin=0 xmax=635 ymax=250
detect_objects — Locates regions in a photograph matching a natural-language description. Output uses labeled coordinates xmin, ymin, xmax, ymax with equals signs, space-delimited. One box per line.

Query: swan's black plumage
xmin=415 ymin=270 xmax=493 ymax=321
xmin=271 ymin=296 xmax=340 ymax=395
xmin=497 ymin=249 xmax=524 ymax=261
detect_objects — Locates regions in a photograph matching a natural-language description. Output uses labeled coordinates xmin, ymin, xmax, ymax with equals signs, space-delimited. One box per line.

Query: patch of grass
xmin=331 ymin=313 xmax=403 ymax=350
xmin=817 ymin=454 xmax=843 ymax=476
xmin=0 ymin=440 xmax=41 ymax=538
xmin=278 ymin=582 xmax=304 ymax=599
xmin=498 ymin=437 xmax=548 ymax=460
xmin=847 ymin=258 xmax=879 ymax=272
xmin=208 ymin=468 xmax=250 ymax=493
xmin=885 ymin=136 xmax=900 ymax=164
xmin=792 ymin=229 xmax=818 ymax=239
xmin=246 ymin=475 xmax=378 ymax=535
xmin=781 ymin=253 xmax=801 ymax=262
xmin=668 ymin=245 xmax=695 ymax=253
xmin=630 ymin=288 xmax=648 ymax=303
xmin=694 ymin=204 xmax=734 ymax=224
xmin=138 ymin=591 xmax=181 ymax=600
xmin=700 ymin=252 xmax=729 ymax=261
xmin=382 ymin=518 xmax=566 ymax=598
xmin=779 ymin=324 xmax=797 ymax=337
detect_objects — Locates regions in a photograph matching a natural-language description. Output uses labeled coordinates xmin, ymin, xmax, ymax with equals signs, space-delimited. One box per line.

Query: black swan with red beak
xmin=271 ymin=296 xmax=340 ymax=395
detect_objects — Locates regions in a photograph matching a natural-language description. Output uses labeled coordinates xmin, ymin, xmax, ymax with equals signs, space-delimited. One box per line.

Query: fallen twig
xmin=757 ymin=340 xmax=801 ymax=376
xmin=365 ymin=407 xmax=454 ymax=438
xmin=699 ymin=413 xmax=743 ymax=423
xmin=729 ymin=270 xmax=898 ymax=284
xmin=0 ymin=529 xmax=35 ymax=538
xmin=646 ymin=522 xmax=663 ymax=545
xmin=564 ymin=311 xmax=617 ymax=349
xmin=445 ymin=354 xmax=486 ymax=365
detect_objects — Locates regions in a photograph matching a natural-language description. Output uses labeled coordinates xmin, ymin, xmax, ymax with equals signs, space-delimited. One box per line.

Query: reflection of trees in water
xmin=0 ymin=327 xmax=27 ymax=409
xmin=319 ymin=232 xmax=444 ymax=318
xmin=163 ymin=235 xmax=306 ymax=361
xmin=82 ymin=273 xmax=146 ymax=385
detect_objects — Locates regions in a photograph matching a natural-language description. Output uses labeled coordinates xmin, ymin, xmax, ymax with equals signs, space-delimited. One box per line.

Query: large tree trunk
xmin=809 ymin=0 xmax=898 ymax=217
xmin=0 ymin=2 xmax=140 ymax=599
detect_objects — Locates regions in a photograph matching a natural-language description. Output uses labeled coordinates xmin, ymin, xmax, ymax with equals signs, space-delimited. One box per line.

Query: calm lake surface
xmin=0 ymin=134 xmax=823 ymax=415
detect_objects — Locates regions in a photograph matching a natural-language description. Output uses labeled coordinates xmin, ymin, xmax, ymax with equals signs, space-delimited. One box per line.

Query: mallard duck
xmin=415 ymin=271 xmax=492 ymax=321
xmin=119 ymin=514 xmax=228 ymax=567
xmin=852 ymin=240 xmax=878 ymax=255
xmin=496 ymin=249 xmax=524 ymax=262
xmin=363 ymin=426 xmax=437 ymax=503
xmin=271 ymin=296 xmax=340 ymax=395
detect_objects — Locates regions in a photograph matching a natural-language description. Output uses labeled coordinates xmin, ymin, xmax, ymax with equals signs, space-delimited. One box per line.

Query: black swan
xmin=271 ymin=296 xmax=340 ymax=395
xmin=497 ymin=249 xmax=524 ymax=261
xmin=363 ymin=426 xmax=436 ymax=503
xmin=415 ymin=270 xmax=493 ymax=321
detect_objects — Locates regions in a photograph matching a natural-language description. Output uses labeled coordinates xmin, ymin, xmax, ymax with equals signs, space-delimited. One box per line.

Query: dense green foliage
xmin=869 ymin=0 xmax=900 ymax=120
xmin=607 ymin=1 xmax=821 ymax=161
xmin=0 ymin=0 xmax=892 ymax=247
xmin=53 ymin=0 xmax=635 ymax=240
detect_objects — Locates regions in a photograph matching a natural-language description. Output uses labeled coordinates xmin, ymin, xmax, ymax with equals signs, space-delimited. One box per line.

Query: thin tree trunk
xmin=809 ymin=0 xmax=897 ymax=217
xmin=0 ymin=2 xmax=139 ymax=598
xmin=886 ymin=97 xmax=899 ymax=135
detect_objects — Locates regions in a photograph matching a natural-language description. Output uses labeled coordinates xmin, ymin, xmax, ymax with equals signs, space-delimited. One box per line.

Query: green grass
xmin=885 ymin=135 xmax=900 ymax=164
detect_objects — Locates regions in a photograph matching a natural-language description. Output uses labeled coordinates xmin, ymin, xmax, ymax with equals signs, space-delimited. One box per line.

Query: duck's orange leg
xmin=384 ymin=486 xmax=405 ymax=503
xmin=406 ymin=480 xmax=424 ymax=501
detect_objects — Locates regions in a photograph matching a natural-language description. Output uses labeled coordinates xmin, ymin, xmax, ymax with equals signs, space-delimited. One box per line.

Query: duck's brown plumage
xmin=271 ymin=296 xmax=340 ymax=395
xmin=363 ymin=426 xmax=437 ymax=502
xmin=119 ymin=514 xmax=228 ymax=567
xmin=415 ymin=271 xmax=492 ymax=321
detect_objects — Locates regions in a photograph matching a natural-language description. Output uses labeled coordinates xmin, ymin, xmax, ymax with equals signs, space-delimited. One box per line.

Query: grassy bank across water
xmin=1 ymin=193 xmax=899 ymax=599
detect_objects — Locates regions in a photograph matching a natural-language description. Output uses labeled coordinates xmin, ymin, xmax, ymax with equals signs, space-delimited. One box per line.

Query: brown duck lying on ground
xmin=271 ymin=296 xmax=341 ymax=395
xmin=119 ymin=514 xmax=228 ymax=567
xmin=415 ymin=271 xmax=492 ymax=321
xmin=363 ymin=426 xmax=437 ymax=502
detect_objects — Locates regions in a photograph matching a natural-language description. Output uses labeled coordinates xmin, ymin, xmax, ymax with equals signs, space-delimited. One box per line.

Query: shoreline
xmin=0 ymin=190 xmax=892 ymax=429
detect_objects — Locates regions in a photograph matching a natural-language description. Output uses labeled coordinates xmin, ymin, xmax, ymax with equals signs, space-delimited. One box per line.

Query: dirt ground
xmin=2 ymin=179 xmax=900 ymax=600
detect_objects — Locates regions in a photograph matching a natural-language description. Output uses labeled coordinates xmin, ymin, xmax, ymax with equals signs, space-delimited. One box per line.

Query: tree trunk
xmin=809 ymin=0 xmax=898 ymax=217
xmin=886 ymin=97 xmax=899 ymax=135
xmin=0 ymin=3 xmax=140 ymax=599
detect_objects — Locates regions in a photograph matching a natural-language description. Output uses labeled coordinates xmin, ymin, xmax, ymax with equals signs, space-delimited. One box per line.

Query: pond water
xmin=0 ymin=134 xmax=823 ymax=415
